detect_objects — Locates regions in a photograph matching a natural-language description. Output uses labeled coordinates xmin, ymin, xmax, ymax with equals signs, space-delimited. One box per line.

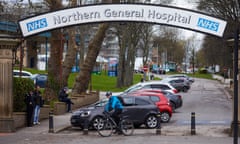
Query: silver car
xmin=161 ymin=77 xmax=190 ymax=92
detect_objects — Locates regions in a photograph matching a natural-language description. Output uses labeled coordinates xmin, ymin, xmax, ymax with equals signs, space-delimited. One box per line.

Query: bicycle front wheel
xmin=97 ymin=119 xmax=114 ymax=137
xmin=120 ymin=119 xmax=134 ymax=136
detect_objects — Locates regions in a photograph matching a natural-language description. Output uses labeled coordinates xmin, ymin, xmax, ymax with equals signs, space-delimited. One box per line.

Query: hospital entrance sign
xmin=18 ymin=4 xmax=227 ymax=38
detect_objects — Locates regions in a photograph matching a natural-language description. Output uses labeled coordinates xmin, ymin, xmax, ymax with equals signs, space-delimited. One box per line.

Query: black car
xmin=161 ymin=90 xmax=183 ymax=112
xmin=70 ymin=96 xmax=161 ymax=129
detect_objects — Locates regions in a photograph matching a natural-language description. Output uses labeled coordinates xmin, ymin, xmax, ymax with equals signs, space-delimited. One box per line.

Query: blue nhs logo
xmin=197 ymin=18 xmax=219 ymax=32
xmin=26 ymin=18 xmax=48 ymax=32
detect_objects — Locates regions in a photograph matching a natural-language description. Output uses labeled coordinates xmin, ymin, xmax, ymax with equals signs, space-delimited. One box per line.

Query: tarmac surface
xmin=0 ymin=112 xmax=237 ymax=144
xmin=0 ymin=100 xmax=238 ymax=144
xmin=0 ymin=74 xmax=239 ymax=144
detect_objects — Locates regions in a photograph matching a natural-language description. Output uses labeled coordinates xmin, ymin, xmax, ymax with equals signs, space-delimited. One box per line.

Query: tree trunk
xmin=45 ymin=29 xmax=63 ymax=100
xmin=116 ymin=23 xmax=141 ymax=88
xmin=62 ymin=27 xmax=77 ymax=87
xmin=61 ymin=0 xmax=78 ymax=87
xmin=44 ymin=0 xmax=63 ymax=101
xmin=71 ymin=23 xmax=109 ymax=95
xmin=117 ymin=27 xmax=127 ymax=88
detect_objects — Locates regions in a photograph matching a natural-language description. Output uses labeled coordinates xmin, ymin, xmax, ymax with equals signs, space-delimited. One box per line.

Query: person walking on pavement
xmin=33 ymin=85 xmax=43 ymax=125
xmin=25 ymin=90 xmax=35 ymax=127
xmin=58 ymin=87 xmax=74 ymax=112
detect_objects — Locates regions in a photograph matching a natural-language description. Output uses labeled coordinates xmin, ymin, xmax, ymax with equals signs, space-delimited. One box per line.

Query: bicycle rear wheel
xmin=97 ymin=119 xmax=113 ymax=137
xmin=120 ymin=119 xmax=134 ymax=136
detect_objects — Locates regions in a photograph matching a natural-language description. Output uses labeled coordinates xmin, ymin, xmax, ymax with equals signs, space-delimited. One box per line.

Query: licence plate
xmin=71 ymin=119 xmax=76 ymax=123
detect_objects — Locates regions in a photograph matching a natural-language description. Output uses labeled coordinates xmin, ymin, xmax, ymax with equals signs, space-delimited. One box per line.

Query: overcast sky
xmin=171 ymin=0 xmax=204 ymax=47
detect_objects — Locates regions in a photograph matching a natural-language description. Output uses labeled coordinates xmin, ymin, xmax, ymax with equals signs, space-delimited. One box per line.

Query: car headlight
xmin=72 ymin=111 xmax=82 ymax=116
xmin=80 ymin=111 xmax=91 ymax=117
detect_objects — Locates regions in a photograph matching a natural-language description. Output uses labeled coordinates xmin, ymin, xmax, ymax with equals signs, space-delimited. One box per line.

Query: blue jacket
xmin=105 ymin=96 xmax=123 ymax=112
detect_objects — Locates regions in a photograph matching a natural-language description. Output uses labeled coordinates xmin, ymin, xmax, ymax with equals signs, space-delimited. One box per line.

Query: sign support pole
xmin=233 ymin=28 xmax=239 ymax=144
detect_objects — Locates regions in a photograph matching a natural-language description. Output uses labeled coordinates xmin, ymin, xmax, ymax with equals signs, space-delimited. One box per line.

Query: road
xmin=169 ymin=78 xmax=232 ymax=126
xmin=0 ymin=77 xmax=236 ymax=144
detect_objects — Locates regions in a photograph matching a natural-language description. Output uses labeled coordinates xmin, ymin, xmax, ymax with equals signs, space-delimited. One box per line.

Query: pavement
xmin=0 ymin=107 xmax=237 ymax=144
xmin=0 ymin=76 xmax=239 ymax=144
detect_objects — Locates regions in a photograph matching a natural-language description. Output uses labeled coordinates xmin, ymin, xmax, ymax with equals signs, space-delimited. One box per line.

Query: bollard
xmin=83 ymin=119 xmax=89 ymax=135
xmin=49 ymin=111 xmax=54 ymax=133
xmin=156 ymin=113 xmax=161 ymax=135
xmin=191 ymin=112 xmax=196 ymax=135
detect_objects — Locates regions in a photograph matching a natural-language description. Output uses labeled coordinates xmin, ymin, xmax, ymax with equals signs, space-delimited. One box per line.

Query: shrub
xmin=13 ymin=78 xmax=35 ymax=112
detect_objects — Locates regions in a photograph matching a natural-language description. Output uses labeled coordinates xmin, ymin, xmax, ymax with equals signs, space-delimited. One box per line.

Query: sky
xmin=171 ymin=0 xmax=204 ymax=49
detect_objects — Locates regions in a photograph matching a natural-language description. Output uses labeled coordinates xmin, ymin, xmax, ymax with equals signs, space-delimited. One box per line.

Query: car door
xmin=122 ymin=97 xmax=153 ymax=123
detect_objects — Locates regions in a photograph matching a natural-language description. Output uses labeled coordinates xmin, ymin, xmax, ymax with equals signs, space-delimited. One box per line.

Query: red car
xmin=127 ymin=90 xmax=173 ymax=123
xmin=134 ymin=89 xmax=183 ymax=112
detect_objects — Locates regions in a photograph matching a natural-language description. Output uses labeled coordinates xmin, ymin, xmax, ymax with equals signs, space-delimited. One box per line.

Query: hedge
xmin=13 ymin=78 xmax=35 ymax=112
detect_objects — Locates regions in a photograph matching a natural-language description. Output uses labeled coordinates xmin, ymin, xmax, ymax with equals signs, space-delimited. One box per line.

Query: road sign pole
xmin=233 ymin=29 xmax=239 ymax=144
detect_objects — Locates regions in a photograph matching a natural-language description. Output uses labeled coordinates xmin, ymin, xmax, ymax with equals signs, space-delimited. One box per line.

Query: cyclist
xmin=104 ymin=91 xmax=123 ymax=133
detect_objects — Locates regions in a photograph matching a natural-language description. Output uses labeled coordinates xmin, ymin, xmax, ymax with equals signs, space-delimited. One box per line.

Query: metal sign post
xmin=233 ymin=29 xmax=239 ymax=144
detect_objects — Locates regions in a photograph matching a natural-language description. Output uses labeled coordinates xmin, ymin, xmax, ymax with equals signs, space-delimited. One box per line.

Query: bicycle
xmin=97 ymin=111 xmax=134 ymax=137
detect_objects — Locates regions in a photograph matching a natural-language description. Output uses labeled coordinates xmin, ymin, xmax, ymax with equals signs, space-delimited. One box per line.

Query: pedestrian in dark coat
xmin=58 ymin=87 xmax=74 ymax=112
xmin=25 ymin=90 xmax=35 ymax=127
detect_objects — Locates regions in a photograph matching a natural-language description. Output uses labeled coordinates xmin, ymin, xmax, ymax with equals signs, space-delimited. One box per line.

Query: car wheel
xmin=91 ymin=116 xmax=104 ymax=130
xmin=145 ymin=115 xmax=158 ymax=129
xmin=182 ymin=87 xmax=188 ymax=92
xmin=160 ymin=112 xmax=170 ymax=123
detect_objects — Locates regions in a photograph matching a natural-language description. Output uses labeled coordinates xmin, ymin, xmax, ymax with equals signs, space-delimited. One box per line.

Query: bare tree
xmin=44 ymin=0 xmax=63 ymax=101
xmin=196 ymin=0 xmax=240 ymax=71
xmin=140 ymin=23 xmax=154 ymax=66
xmin=153 ymin=27 xmax=184 ymax=68
xmin=71 ymin=23 xmax=109 ymax=94
xmin=61 ymin=0 xmax=78 ymax=87
xmin=116 ymin=22 xmax=143 ymax=87
xmin=71 ymin=0 xmax=112 ymax=94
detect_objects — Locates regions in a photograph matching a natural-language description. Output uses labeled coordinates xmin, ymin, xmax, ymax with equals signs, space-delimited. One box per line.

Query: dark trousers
xmin=111 ymin=109 xmax=123 ymax=126
xmin=60 ymin=98 xmax=73 ymax=112
xmin=26 ymin=105 xmax=34 ymax=127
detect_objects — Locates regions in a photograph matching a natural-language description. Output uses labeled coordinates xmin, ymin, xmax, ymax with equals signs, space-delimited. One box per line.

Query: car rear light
xmin=173 ymin=89 xmax=178 ymax=93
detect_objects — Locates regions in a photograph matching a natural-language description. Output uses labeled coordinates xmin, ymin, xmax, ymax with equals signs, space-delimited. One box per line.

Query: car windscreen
xmin=124 ymin=84 xmax=142 ymax=93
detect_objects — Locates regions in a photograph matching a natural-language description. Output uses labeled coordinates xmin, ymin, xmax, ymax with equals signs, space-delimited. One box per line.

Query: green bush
xmin=13 ymin=78 xmax=35 ymax=112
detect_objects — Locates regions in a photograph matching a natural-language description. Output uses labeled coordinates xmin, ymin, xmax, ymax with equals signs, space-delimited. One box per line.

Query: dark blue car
xmin=31 ymin=74 xmax=47 ymax=88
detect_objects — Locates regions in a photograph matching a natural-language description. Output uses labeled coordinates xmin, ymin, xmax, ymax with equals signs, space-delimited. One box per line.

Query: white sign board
xmin=18 ymin=4 xmax=227 ymax=37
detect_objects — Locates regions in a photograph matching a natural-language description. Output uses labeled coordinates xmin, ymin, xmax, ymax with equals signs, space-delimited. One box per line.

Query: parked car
xmin=161 ymin=77 xmax=190 ymax=92
xmin=30 ymin=74 xmax=48 ymax=88
xmin=134 ymin=89 xmax=183 ymax=112
xmin=127 ymin=91 xmax=172 ymax=123
xmin=13 ymin=70 xmax=33 ymax=78
xmin=114 ymin=81 xmax=178 ymax=96
xmin=167 ymin=74 xmax=195 ymax=84
xmin=151 ymin=67 xmax=166 ymax=74
xmin=70 ymin=96 xmax=161 ymax=129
